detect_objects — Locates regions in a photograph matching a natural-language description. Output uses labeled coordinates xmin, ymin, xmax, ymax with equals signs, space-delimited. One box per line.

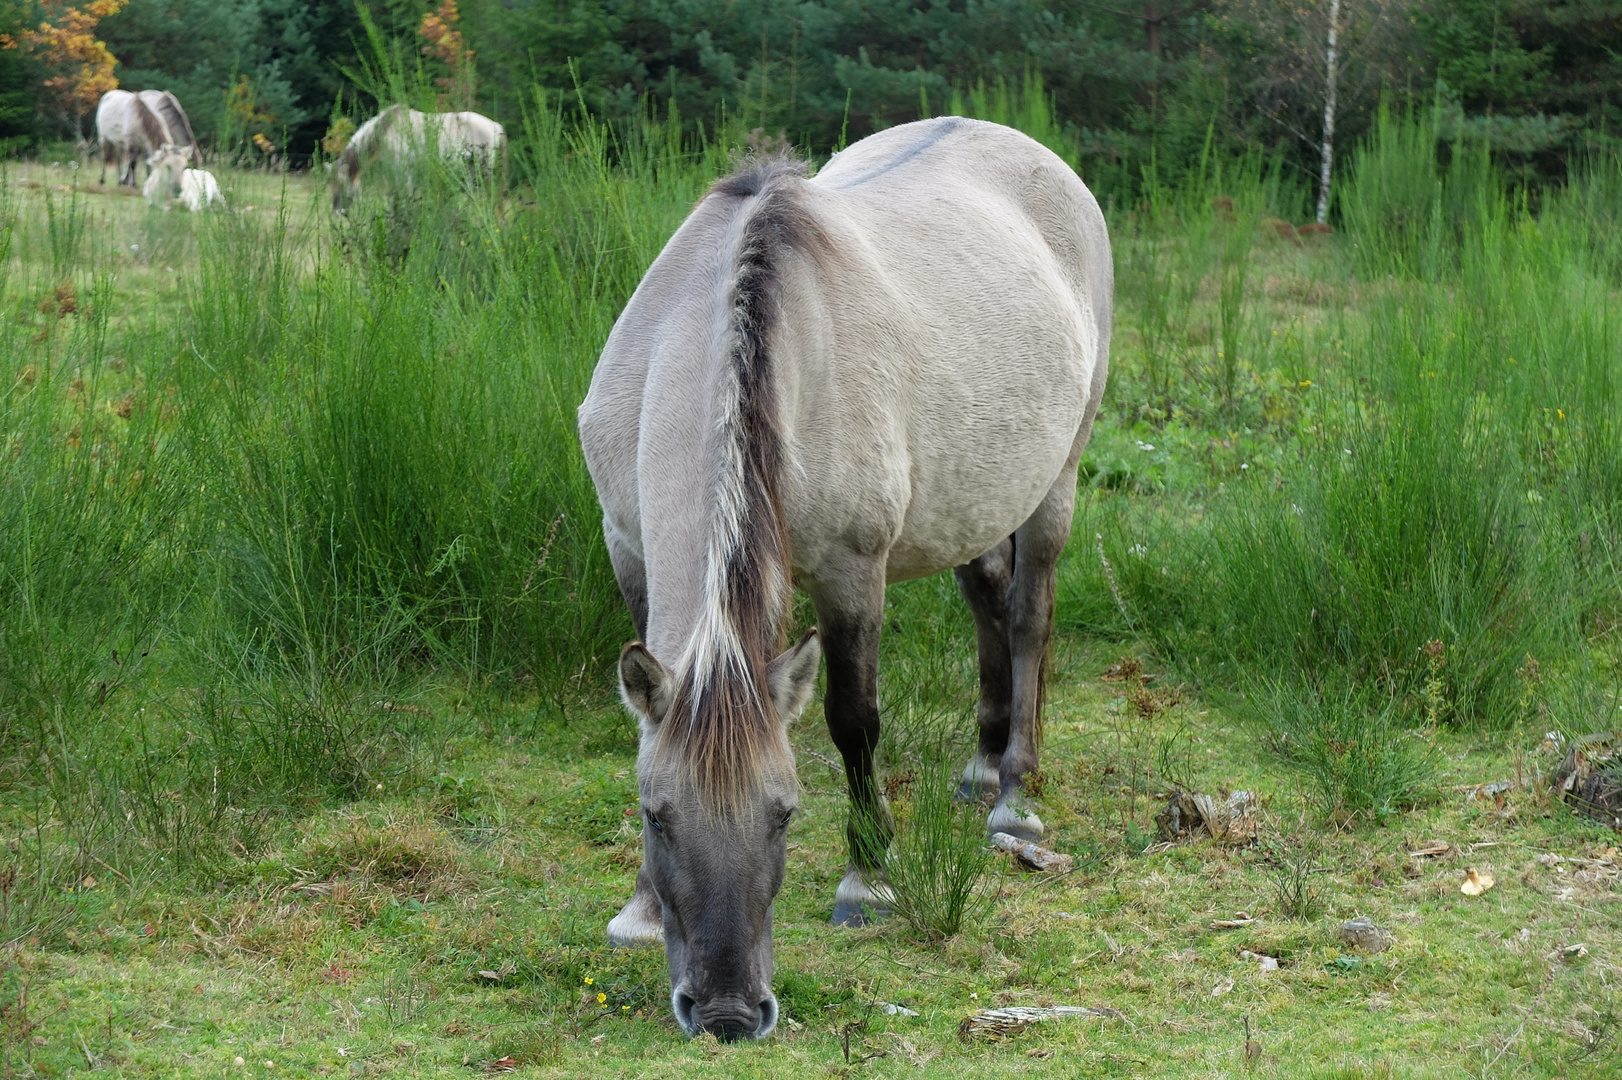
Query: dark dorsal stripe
xmin=658 ymin=157 xmax=828 ymax=808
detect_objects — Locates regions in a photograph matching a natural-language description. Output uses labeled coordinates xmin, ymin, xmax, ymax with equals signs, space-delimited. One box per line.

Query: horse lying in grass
xmin=578 ymin=116 xmax=1113 ymax=1041
xmin=330 ymin=104 xmax=505 ymax=211
xmin=96 ymin=89 xmax=198 ymax=186
xmin=143 ymin=147 xmax=223 ymax=211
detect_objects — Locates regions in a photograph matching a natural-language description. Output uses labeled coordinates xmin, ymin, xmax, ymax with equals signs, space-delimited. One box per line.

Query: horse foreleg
xmin=603 ymin=524 xmax=656 ymax=946
xmin=606 ymin=860 xmax=664 ymax=946
xmin=954 ymin=538 xmax=1014 ymax=801
xmin=605 ymin=527 xmax=649 ymax=641
xmin=811 ymin=561 xmax=892 ymax=927
xmin=987 ymin=473 xmax=1076 ymax=842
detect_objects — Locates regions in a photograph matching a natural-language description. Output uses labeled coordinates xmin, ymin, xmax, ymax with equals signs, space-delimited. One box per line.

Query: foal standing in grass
xmin=578 ymin=117 xmax=1112 ymax=1041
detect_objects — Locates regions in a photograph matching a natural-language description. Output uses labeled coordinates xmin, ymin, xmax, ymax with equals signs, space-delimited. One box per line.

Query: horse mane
xmin=147 ymin=92 xmax=197 ymax=157
xmin=340 ymin=105 xmax=411 ymax=185
xmin=653 ymin=156 xmax=828 ymax=812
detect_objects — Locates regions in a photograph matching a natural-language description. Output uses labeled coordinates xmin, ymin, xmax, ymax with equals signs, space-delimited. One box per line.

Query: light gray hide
xmin=145 ymin=149 xmax=223 ymax=211
xmin=332 ymin=105 xmax=505 ymax=209
xmin=96 ymin=90 xmax=196 ymax=186
xmin=141 ymin=150 xmax=184 ymax=207
xmin=578 ymin=117 xmax=1112 ymax=1039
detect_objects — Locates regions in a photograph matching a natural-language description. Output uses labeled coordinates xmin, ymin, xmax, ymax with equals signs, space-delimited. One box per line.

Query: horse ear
xmin=767 ymin=629 xmax=821 ymax=725
xmin=619 ymin=643 xmax=673 ymax=728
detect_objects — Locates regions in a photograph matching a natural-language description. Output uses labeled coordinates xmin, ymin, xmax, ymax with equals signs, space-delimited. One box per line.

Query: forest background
xmin=0 ymin=0 xmax=1619 ymax=200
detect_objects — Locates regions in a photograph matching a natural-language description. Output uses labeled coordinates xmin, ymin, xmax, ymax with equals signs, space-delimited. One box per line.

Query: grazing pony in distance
xmin=331 ymin=104 xmax=505 ymax=210
xmin=578 ymin=117 xmax=1112 ymax=1041
xmin=96 ymin=90 xmax=198 ymax=186
xmin=143 ymin=147 xmax=223 ymax=211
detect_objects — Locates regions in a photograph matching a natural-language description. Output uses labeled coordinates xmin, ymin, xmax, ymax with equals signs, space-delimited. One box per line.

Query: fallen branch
xmin=959 ymin=1005 xmax=1123 ymax=1041
xmin=990 ymin=833 xmax=1074 ymax=873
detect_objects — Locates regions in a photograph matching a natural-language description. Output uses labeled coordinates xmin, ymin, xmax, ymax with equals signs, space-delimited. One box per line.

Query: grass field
xmin=2 ymin=98 xmax=1621 ymax=1077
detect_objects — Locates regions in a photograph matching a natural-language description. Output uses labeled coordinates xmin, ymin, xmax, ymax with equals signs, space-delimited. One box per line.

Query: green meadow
xmin=1 ymin=93 xmax=1620 ymax=1077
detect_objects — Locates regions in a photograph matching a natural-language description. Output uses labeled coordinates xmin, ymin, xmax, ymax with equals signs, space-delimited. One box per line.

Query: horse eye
xmin=778 ymin=809 xmax=794 ymax=829
xmin=645 ymin=811 xmax=664 ymax=833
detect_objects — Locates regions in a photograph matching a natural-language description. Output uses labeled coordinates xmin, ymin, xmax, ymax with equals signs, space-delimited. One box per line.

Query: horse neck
xmin=638 ymin=201 xmax=792 ymax=683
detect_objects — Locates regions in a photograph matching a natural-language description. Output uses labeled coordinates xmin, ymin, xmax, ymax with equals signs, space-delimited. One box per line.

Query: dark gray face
xmin=619 ymin=631 xmax=821 ymax=1041
xmin=642 ymin=768 xmax=795 ymax=1040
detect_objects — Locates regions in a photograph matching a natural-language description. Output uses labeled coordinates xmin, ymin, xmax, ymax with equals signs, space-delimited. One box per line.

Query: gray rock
xmin=1339 ymin=917 xmax=1392 ymax=954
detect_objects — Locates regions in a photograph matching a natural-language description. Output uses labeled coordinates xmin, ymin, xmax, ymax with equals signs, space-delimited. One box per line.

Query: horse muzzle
xmin=672 ymin=986 xmax=779 ymax=1041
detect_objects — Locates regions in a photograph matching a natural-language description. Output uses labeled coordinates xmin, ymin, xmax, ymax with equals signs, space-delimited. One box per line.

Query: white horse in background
xmin=143 ymin=147 xmax=223 ymax=211
xmin=96 ymin=89 xmax=198 ymax=186
xmin=331 ymin=104 xmax=505 ymax=209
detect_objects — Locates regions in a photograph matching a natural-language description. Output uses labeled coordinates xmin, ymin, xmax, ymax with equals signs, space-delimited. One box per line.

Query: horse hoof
xmin=958 ymin=754 xmax=1000 ymax=804
xmin=831 ymin=901 xmax=890 ymax=928
xmin=606 ymin=906 xmax=665 ymax=947
xmin=832 ymin=865 xmax=893 ymax=927
xmin=987 ymin=800 xmax=1045 ymax=843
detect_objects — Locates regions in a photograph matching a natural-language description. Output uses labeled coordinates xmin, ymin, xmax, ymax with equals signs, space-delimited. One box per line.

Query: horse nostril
xmin=672 ymin=991 xmax=697 ymax=1035
xmin=755 ymin=995 xmax=779 ymax=1038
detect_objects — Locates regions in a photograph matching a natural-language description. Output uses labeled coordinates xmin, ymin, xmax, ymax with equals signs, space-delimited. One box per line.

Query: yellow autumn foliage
xmin=1 ymin=0 xmax=127 ymax=122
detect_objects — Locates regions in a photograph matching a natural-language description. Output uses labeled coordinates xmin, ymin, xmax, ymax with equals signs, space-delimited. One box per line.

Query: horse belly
xmin=880 ymin=261 xmax=1096 ymax=579
xmin=884 ymin=361 xmax=1090 ymax=580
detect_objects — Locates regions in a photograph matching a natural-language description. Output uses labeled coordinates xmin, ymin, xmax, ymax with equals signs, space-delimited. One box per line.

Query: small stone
xmin=1239 ymin=949 xmax=1280 ymax=973
xmin=1339 ymin=917 xmax=1391 ymax=954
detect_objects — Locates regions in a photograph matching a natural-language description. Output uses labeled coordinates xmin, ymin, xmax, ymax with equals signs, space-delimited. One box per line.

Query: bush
xmin=1247 ymin=677 xmax=1436 ymax=823
xmin=877 ymin=746 xmax=995 ymax=942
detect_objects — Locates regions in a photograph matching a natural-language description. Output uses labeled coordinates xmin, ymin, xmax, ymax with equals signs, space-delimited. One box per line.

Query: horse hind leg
xmin=953 ymin=537 xmax=1014 ymax=802
xmin=985 ymin=470 xmax=1078 ymax=842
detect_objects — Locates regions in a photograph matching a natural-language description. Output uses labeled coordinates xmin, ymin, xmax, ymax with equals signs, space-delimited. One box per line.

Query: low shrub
xmin=879 ymin=751 xmax=995 ymax=942
xmin=1247 ymin=677 xmax=1437 ymax=823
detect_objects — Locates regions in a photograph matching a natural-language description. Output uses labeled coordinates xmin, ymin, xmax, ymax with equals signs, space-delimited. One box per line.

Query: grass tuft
xmin=1247 ymin=678 xmax=1436 ymax=823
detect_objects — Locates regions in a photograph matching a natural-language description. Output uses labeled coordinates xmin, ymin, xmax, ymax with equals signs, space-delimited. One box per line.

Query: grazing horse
xmin=96 ymin=90 xmax=197 ymax=186
xmin=577 ymin=116 xmax=1112 ymax=1041
xmin=331 ymin=104 xmax=505 ymax=210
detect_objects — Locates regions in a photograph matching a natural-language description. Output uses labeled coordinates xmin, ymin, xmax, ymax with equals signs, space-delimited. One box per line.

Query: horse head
xmin=617 ymin=630 xmax=820 ymax=1041
xmin=142 ymin=144 xmax=188 ymax=204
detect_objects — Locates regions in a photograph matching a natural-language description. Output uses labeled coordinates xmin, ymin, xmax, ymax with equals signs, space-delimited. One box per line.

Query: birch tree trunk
xmin=1315 ymin=0 xmax=1342 ymax=225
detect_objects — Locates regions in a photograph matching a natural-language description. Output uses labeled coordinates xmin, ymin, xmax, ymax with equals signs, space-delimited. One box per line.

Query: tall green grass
xmin=0 ymin=99 xmax=742 ymax=876
xmin=1089 ymin=110 xmax=1622 ymax=751
xmin=5 ymin=82 xmax=1621 ymax=881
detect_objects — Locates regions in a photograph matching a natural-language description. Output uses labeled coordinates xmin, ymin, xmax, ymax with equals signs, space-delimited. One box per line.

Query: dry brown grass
xmin=289 ymin=813 xmax=479 ymax=902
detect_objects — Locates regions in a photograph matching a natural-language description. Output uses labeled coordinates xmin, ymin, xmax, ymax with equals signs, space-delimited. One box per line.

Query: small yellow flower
xmin=1298 ymin=380 xmax=1312 ymax=388
xmin=1557 ymin=409 xmax=1565 ymax=419
xmin=584 ymin=977 xmax=593 ymax=985
xmin=598 ymin=992 xmax=607 ymax=1005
